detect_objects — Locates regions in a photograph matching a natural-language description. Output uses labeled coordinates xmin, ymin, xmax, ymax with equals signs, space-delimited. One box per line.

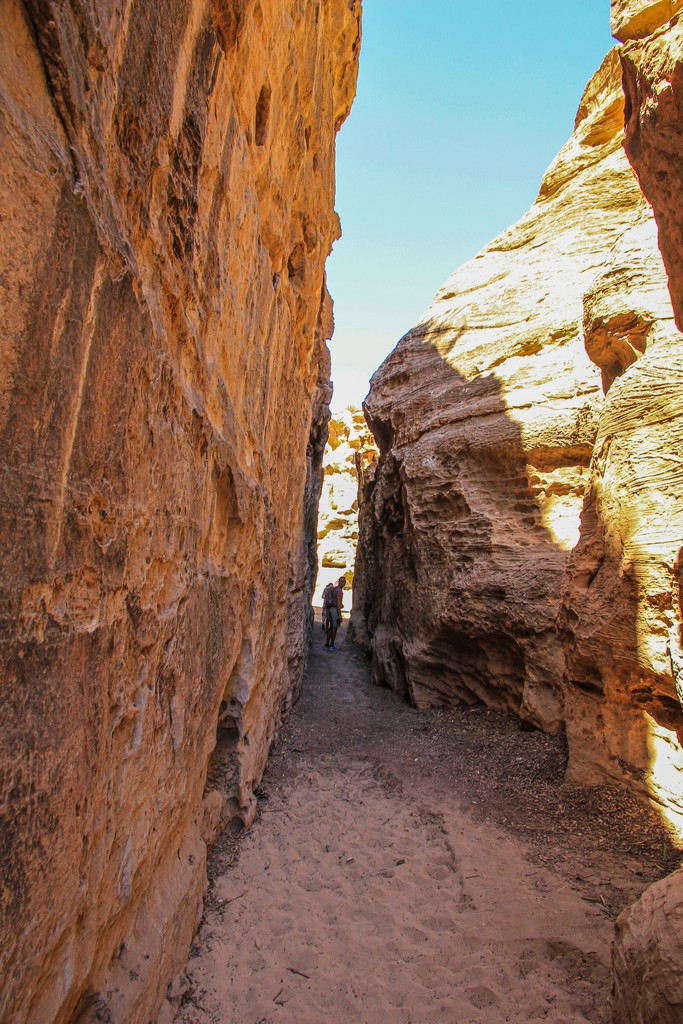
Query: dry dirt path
xmin=168 ymin=617 xmax=679 ymax=1024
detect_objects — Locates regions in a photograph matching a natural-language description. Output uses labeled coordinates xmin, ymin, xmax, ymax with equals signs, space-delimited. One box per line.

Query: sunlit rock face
xmin=607 ymin=5 xmax=683 ymax=1021
xmin=612 ymin=0 xmax=683 ymax=41
xmin=560 ymin=1 xmax=683 ymax=833
xmin=0 ymin=2 xmax=360 ymax=1023
xmin=316 ymin=406 xmax=376 ymax=590
xmin=352 ymin=50 xmax=682 ymax=751
xmin=559 ymin=301 xmax=683 ymax=820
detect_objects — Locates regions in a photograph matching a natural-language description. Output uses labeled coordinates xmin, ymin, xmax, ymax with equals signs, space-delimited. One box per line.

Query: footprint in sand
xmin=465 ymin=983 xmax=500 ymax=1009
xmin=170 ymin=625 xmax=630 ymax=1024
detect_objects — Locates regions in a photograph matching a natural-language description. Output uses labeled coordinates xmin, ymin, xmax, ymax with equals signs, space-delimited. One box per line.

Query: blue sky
xmin=326 ymin=1 xmax=616 ymax=411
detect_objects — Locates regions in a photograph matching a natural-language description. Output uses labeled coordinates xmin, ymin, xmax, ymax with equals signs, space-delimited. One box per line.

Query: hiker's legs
xmin=325 ymin=607 xmax=340 ymax=648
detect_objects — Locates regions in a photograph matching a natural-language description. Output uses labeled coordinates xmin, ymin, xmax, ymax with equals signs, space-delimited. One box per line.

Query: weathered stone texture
xmin=608 ymin=5 xmax=683 ymax=1021
xmin=613 ymin=866 xmax=683 ymax=1023
xmin=316 ymin=406 xmax=376 ymax=585
xmin=559 ymin=315 xmax=683 ymax=816
xmin=354 ymin=51 xmax=680 ymax=740
xmin=621 ymin=10 xmax=683 ymax=324
xmin=0 ymin=2 xmax=360 ymax=1023
xmin=612 ymin=0 xmax=683 ymax=41
xmin=556 ymin=6 xmax=683 ymax=828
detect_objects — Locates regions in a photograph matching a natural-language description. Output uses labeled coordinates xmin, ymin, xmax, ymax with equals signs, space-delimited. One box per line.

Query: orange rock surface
xmin=612 ymin=0 xmax=683 ymax=41
xmin=0 ymin=1 xmax=360 ymax=1022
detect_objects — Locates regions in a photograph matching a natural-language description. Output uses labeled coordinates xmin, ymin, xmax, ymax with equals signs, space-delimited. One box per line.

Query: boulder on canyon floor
xmin=0 ymin=2 xmax=360 ymax=1023
xmin=613 ymin=865 xmax=683 ymax=1023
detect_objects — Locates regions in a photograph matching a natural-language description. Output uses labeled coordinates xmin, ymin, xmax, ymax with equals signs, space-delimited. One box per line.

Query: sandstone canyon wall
xmin=316 ymin=406 xmax=376 ymax=595
xmin=352 ymin=44 xmax=683 ymax=832
xmin=557 ymin=0 xmax=683 ymax=839
xmin=0 ymin=2 xmax=360 ymax=1023
xmin=605 ymin=3 xmax=683 ymax=1022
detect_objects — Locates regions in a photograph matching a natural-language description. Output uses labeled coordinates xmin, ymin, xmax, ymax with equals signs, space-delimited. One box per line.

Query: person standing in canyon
xmin=324 ymin=577 xmax=346 ymax=650
xmin=321 ymin=581 xmax=334 ymax=632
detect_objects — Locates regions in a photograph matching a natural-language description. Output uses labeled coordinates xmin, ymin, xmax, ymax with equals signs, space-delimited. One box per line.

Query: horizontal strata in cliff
xmin=352 ymin=45 xmax=683 ymax=804
xmin=0 ymin=2 xmax=360 ymax=1023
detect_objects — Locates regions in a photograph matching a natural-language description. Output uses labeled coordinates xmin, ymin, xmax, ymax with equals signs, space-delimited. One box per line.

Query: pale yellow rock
xmin=606 ymin=7 xmax=683 ymax=1019
xmin=611 ymin=0 xmax=683 ymax=41
xmin=560 ymin=335 xmax=683 ymax=815
xmin=560 ymin=223 xmax=683 ymax=834
xmin=582 ymin=216 xmax=677 ymax=390
xmin=316 ymin=406 xmax=376 ymax=597
xmin=554 ymin=9 xmax=683 ymax=839
xmin=354 ymin=45 xmax=683 ymax=817
xmin=354 ymin=50 xmax=678 ymax=733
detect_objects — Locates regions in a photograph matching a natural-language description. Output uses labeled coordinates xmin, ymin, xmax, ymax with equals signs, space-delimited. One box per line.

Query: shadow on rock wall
xmin=559 ymin=340 xmax=683 ymax=838
xmin=351 ymin=323 xmax=683 ymax=839
xmin=351 ymin=329 xmax=593 ymax=736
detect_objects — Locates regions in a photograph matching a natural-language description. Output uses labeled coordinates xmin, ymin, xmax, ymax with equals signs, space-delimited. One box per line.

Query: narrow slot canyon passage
xmin=169 ymin=619 xmax=676 ymax=1024
xmin=6 ymin=3 xmax=683 ymax=1021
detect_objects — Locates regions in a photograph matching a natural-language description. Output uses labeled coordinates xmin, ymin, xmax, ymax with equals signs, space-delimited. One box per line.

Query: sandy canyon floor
xmin=169 ymin=618 xmax=681 ymax=1024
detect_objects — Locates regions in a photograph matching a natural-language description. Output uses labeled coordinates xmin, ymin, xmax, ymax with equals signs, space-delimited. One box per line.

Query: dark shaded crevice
xmin=20 ymin=0 xmax=78 ymax=179
xmin=255 ymin=82 xmax=272 ymax=146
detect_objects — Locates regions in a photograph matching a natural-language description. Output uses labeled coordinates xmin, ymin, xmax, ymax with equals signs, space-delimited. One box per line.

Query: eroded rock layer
xmin=606 ymin=3 xmax=683 ymax=1022
xmin=0 ymin=2 xmax=360 ymax=1022
xmin=316 ymin=406 xmax=376 ymax=590
xmin=352 ymin=48 xmax=683 ymax=787
xmin=557 ymin=2 xmax=683 ymax=832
